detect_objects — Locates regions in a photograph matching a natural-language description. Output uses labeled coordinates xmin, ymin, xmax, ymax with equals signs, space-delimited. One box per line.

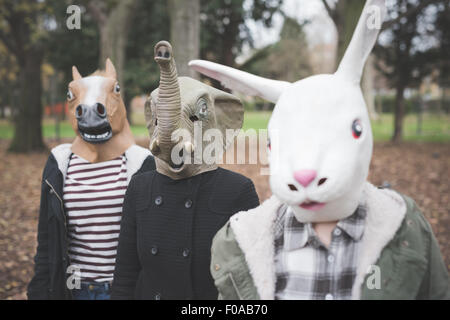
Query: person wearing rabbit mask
xmin=27 ymin=59 xmax=155 ymax=300
xmin=189 ymin=0 xmax=449 ymax=300
xmin=111 ymin=41 xmax=259 ymax=300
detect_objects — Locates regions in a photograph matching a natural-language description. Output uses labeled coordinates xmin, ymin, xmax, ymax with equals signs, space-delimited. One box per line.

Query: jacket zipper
xmin=45 ymin=179 xmax=73 ymax=298
xmin=45 ymin=179 xmax=67 ymax=228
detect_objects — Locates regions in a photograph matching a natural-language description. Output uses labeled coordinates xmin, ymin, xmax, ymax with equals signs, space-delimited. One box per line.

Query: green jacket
xmin=210 ymin=183 xmax=449 ymax=300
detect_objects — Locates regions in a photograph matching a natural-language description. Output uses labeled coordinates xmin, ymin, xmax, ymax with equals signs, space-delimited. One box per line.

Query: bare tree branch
xmin=321 ymin=0 xmax=338 ymax=25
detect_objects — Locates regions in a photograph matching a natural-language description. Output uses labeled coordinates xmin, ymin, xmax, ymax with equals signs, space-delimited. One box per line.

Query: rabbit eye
xmin=352 ymin=120 xmax=363 ymax=139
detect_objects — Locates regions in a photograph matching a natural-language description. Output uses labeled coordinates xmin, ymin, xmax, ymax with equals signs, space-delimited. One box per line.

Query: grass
xmin=242 ymin=111 xmax=450 ymax=143
xmin=0 ymin=112 xmax=448 ymax=142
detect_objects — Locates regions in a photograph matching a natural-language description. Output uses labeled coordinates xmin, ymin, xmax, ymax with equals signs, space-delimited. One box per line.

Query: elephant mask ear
xmin=210 ymin=87 xmax=244 ymax=151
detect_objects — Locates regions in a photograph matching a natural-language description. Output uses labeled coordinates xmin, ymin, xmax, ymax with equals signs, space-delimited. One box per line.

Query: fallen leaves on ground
xmin=0 ymin=139 xmax=448 ymax=299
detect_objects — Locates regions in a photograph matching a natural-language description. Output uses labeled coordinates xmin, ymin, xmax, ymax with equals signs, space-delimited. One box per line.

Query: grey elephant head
xmin=145 ymin=41 xmax=244 ymax=179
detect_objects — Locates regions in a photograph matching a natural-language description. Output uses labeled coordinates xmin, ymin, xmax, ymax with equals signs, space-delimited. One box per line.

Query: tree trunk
xmin=9 ymin=50 xmax=46 ymax=152
xmin=91 ymin=0 xmax=137 ymax=123
xmin=392 ymin=84 xmax=406 ymax=143
xmin=168 ymin=0 xmax=200 ymax=79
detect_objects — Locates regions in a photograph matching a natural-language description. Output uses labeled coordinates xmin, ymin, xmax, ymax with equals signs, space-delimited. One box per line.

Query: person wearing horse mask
xmin=27 ymin=59 xmax=155 ymax=300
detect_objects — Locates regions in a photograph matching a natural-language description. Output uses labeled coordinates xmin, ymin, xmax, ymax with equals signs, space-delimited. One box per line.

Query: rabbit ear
xmin=189 ymin=60 xmax=290 ymax=103
xmin=336 ymin=0 xmax=386 ymax=84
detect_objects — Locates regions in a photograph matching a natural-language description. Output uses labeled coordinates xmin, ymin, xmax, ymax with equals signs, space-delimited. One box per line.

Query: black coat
xmin=27 ymin=147 xmax=155 ymax=300
xmin=111 ymin=168 xmax=259 ymax=300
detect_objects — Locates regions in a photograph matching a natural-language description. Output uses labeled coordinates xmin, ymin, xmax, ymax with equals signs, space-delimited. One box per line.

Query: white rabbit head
xmin=189 ymin=0 xmax=386 ymax=222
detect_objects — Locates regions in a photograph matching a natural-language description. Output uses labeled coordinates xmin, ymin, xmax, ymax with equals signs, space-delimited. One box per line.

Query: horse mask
xmin=68 ymin=59 xmax=134 ymax=163
xmin=145 ymin=41 xmax=244 ymax=180
xmin=189 ymin=0 xmax=386 ymax=222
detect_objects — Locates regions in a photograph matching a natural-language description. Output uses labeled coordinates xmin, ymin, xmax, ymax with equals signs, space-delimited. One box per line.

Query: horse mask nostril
xmin=96 ymin=103 xmax=106 ymax=116
xmin=76 ymin=105 xmax=83 ymax=118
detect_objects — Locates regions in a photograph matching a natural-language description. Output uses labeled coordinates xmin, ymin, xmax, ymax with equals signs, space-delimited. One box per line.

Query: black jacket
xmin=111 ymin=167 xmax=259 ymax=300
xmin=27 ymin=144 xmax=155 ymax=300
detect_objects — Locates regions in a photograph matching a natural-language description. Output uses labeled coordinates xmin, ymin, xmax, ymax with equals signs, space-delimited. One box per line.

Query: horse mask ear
xmin=105 ymin=58 xmax=117 ymax=79
xmin=72 ymin=66 xmax=82 ymax=81
xmin=189 ymin=60 xmax=290 ymax=103
xmin=335 ymin=0 xmax=387 ymax=84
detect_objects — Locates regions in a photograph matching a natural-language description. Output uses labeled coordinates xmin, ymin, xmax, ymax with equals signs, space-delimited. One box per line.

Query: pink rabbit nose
xmin=294 ymin=169 xmax=317 ymax=187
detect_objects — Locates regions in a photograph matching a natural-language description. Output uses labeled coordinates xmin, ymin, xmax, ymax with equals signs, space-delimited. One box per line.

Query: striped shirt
xmin=63 ymin=153 xmax=128 ymax=283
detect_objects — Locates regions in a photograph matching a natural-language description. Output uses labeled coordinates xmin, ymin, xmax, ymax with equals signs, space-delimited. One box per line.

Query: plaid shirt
xmin=274 ymin=204 xmax=367 ymax=300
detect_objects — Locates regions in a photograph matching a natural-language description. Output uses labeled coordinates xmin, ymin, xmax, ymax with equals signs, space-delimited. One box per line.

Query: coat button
xmin=214 ymin=264 xmax=220 ymax=271
xmin=151 ymin=246 xmax=158 ymax=255
xmin=155 ymin=293 xmax=161 ymax=300
xmin=49 ymin=189 xmax=54 ymax=194
xmin=185 ymin=199 xmax=192 ymax=209
xmin=182 ymin=248 xmax=190 ymax=258
xmin=155 ymin=196 xmax=163 ymax=206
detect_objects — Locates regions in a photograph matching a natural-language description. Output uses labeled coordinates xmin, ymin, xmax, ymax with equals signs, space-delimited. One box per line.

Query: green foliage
xmin=374 ymin=0 xmax=439 ymax=90
xmin=124 ymin=0 xmax=169 ymax=100
xmin=200 ymin=0 xmax=283 ymax=66
xmin=240 ymin=17 xmax=312 ymax=82
xmin=378 ymin=95 xmax=450 ymax=114
xmin=45 ymin=1 xmax=99 ymax=87
xmin=433 ymin=1 xmax=450 ymax=88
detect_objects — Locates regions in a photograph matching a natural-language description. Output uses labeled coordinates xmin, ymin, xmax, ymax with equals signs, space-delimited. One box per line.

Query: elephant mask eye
xmin=197 ymin=98 xmax=208 ymax=119
xmin=190 ymin=98 xmax=208 ymax=122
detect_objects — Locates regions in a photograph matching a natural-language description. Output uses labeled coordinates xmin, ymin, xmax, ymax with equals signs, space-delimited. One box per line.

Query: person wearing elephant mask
xmin=111 ymin=41 xmax=259 ymax=300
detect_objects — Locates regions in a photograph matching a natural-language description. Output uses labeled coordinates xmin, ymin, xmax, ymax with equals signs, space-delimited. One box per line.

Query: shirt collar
xmin=336 ymin=205 xmax=366 ymax=241
xmin=282 ymin=207 xmax=310 ymax=251
xmin=280 ymin=205 xmax=366 ymax=251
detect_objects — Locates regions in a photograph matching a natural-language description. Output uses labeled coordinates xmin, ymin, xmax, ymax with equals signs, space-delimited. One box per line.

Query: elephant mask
xmin=145 ymin=41 xmax=244 ymax=180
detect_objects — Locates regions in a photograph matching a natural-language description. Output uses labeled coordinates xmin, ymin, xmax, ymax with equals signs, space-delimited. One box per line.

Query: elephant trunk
xmin=154 ymin=41 xmax=181 ymax=165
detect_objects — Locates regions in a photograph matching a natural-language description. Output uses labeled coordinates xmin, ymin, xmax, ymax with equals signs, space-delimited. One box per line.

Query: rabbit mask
xmin=189 ymin=0 xmax=386 ymax=222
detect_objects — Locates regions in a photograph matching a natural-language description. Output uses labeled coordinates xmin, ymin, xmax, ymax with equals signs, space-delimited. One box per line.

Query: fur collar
xmin=51 ymin=143 xmax=151 ymax=183
xmin=230 ymin=182 xmax=407 ymax=300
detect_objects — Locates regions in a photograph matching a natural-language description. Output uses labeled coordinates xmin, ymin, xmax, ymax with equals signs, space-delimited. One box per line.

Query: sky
xmin=238 ymin=0 xmax=337 ymax=63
